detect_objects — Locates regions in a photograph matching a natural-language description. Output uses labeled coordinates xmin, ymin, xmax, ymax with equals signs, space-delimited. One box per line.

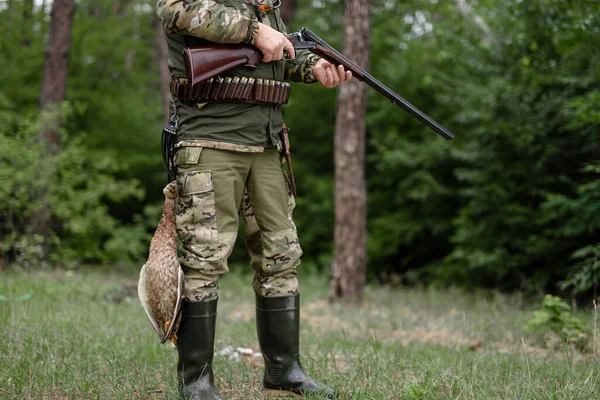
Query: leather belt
xmin=170 ymin=77 xmax=290 ymax=105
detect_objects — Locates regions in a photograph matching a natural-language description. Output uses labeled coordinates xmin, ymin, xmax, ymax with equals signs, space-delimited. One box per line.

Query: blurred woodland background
xmin=1 ymin=0 xmax=599 ymax=302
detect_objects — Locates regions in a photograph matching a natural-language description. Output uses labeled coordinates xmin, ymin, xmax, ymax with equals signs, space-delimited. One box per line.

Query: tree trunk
xmin=33 ymin=0 xmax=75 ymax=238
xmin=155 ymin=18 xmax=171 ymax=122
xmin=279 ymin=0 xmax=297 ymax=25
xmin=330 ymin=0 xmax=370 ymax=302
xmin=39 ymin=0 xmax=75 ymax=152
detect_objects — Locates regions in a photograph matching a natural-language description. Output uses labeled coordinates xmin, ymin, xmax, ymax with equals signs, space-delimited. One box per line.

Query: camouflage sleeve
xmin=156 ymin=0 xmax=260 ymax=44
xmin=284 ymin=50 xmax=321 ymax=83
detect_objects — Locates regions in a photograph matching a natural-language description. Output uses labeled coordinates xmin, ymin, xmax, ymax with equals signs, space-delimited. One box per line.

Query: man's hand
xmin=255 ymin=23 xmax=295 ymax=62
xmin=313 ymin=59 xmax=352 ymax=88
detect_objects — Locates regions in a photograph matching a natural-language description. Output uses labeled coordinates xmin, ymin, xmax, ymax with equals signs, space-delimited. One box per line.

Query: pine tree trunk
xmin=330 ymin=0 xmax=371 ymax=301
xmin=39 ymin=0 xmax=75 ymax=152
xmin=33 ymin=0 xmax=75 ymax=238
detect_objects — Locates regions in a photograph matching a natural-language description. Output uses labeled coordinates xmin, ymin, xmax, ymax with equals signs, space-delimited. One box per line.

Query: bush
xmin=0 ymin=99 xmax=149 ymax=267
xmin=524 ymin=294 xmax=591 ymax=352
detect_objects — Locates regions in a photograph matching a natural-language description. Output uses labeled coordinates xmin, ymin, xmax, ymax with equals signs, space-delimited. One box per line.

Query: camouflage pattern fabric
xmin=176 ymin=170 xmax=218 ymax=243
xmin=176 ymin=139 xmax=265 ymax=153
xmin=159 ymin=1 xmax=312 ymax=299
xmin=175 ymin=169 xmax=234 ymax=301
xmin=156 ymin=0 xmax=259 ymax=44
xmin=157 ymin=0 xmax=319 ymax=82
xmin=157 ymin=0 xmax=321 ymax=149
xmin=240 ymin=189 xmax=260 ymax=236
xmin=175 ymin=147 xmax=300 ymax=300
xmin=241 ymin=179 xmax=300 ymax=297
xmin=251 ymin=229 xmax=300 ymax=297
xmin=284 ymin=52 xmax=320 ymax=84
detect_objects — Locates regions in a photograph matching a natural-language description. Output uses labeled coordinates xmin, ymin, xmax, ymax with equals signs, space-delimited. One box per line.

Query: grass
xmin=1 ymin=268 xmax=599 ymax=399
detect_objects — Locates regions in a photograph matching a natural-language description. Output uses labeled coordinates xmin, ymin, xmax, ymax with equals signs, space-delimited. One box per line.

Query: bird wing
xmin=137 ymin=263 xmax=164 ymax=339
xmin=160 ymin=266 xmax=185 ymax=344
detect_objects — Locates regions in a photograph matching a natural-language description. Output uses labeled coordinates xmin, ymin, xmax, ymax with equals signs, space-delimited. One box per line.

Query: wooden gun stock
xmin=183 ymin=44 xmax=262 ymax=86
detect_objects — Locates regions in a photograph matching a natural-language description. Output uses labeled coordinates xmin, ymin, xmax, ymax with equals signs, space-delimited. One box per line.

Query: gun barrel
xmin=299 ymin=28 xmax=455 ymax=140
xmin=363 ymin=74 xmax=455 ymax=140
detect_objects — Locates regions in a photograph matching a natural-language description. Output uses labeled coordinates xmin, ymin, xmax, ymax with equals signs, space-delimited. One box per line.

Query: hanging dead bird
xmin=138 ymin=181 xmax=184 ymax=344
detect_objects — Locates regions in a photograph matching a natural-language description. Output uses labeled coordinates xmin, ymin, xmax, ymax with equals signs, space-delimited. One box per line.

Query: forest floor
xmin=1 ymin=268 xmax=599 ymax=399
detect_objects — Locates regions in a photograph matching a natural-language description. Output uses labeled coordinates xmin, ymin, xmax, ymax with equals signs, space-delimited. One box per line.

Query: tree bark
xmin=330 ymin=0 xmax=370 ymax=302
xmin=155 ymin=18 xmax=171 ymax=122
xmin=39 ymin=0 xmax=75 ymax=152
xmin=33 ymin=0 xmax=75 ymax=239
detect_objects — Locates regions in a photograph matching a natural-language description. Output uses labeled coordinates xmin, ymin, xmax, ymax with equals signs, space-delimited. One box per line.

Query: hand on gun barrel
xmin=183 ymin=28 xmax=455 ymax=140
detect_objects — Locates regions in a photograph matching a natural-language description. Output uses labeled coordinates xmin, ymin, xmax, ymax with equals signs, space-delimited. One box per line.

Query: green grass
xmin=1 ymin=268 xmax=599 ymax=399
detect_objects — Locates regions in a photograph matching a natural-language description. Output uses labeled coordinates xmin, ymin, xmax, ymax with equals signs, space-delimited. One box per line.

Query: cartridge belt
xmin=170 ymin=77 xmax=290 ymax=105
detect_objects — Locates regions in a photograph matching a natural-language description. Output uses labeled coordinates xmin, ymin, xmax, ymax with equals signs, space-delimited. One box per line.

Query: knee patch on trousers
xmin=260 ymin=228 xmax=302 ymax=270
xmin=181 ymin=231 xmax=237 ymax=301
xmin=252 ymin=228 xmax=302 ymax=297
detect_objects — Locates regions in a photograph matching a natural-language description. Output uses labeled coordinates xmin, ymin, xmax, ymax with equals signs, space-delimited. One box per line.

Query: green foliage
xmin=362 ymin=0 xmax=600 ymax=291
xmin=2 ymin=0 xmax=600 ymax=295
xmin=524 ymin=295 xmax=591 ymax=351
xmin=544 ymin=161 xmax=600 ymax=296
xmin=559 ymin=244 xmax=600 ymax=296
xmin=0 ymin=100 xmax=148 ymax=266
xmin=68 ymin=0 xmax=166 ymax=183
xmin=403 ymin=382 xmax=429 ymax=400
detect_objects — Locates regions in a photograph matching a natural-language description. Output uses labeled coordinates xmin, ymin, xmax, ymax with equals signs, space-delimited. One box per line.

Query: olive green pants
xmin=174 ymin=147 xmax=301 ymax=301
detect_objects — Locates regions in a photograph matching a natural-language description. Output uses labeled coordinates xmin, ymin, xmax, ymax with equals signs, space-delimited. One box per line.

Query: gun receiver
xmin=183 ymin=28 xmax=454 ymax=140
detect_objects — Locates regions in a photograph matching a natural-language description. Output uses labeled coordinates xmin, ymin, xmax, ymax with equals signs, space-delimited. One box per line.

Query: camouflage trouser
xmin=174 ymin=147 xmax=301 ymax=301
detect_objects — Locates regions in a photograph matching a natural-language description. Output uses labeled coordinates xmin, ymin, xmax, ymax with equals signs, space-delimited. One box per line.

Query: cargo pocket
xmin=176 ymin=170 xmax=218 ymax=244
xmin=174 ymin=147 xmax=202 ymax=166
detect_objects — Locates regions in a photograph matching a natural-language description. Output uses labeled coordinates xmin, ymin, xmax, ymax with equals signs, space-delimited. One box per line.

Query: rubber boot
xmin=177 ymin=299 xmax=224 ymax=400
xmin=256 ymin=294 xmax=337 ymax=399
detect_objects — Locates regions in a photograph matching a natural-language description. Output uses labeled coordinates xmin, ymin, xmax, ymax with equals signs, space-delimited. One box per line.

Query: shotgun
xmin=183 ymin=27 xmax=455 ymax=140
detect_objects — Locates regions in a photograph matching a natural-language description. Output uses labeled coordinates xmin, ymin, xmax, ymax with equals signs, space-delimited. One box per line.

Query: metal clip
xmin=170 ymin=101 xmax=180 ymax=130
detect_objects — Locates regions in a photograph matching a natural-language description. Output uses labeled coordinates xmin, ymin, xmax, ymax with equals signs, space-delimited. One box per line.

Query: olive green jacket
xmin=156 ymin=0 xmax=320 ymax=150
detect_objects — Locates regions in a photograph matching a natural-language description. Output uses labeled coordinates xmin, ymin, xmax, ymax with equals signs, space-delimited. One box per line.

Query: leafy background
xmin=1 ymin=0 xmax=599 ymax=299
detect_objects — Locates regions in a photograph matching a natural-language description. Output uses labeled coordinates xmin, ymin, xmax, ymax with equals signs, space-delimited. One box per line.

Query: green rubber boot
xmin=256 ymin=294 xmax=337 ymax=399
xmin=177 ymin=299 xmax=224 ymax=400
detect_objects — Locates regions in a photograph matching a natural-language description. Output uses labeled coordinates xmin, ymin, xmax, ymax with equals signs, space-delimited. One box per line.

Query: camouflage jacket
xmin=156 ymin=0 xmax=321 ymax=150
